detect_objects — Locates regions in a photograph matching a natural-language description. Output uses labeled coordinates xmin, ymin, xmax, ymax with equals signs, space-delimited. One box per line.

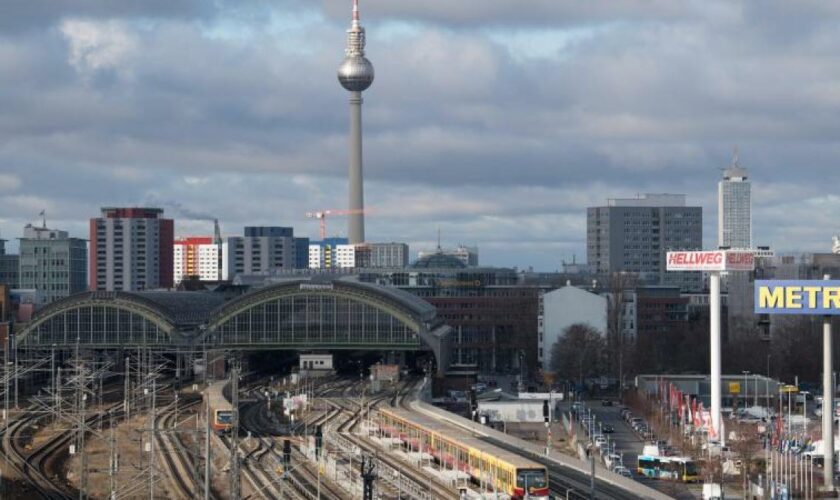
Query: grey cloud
xmin=1 ymin=2 xmax=839 ymax=269
xmin=0 ymin=0 xmax=215 ymax=33
xmin=321 ymin=0 xmax=689 ymax=28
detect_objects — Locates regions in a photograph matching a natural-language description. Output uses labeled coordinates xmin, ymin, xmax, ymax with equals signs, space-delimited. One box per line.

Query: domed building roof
xmin=410 ymin=252 xmax=467 ymax=269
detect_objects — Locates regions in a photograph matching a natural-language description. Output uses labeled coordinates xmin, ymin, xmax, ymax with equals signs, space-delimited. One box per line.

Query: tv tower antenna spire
xmin=338 ymin=0 xmax=374 ymax=244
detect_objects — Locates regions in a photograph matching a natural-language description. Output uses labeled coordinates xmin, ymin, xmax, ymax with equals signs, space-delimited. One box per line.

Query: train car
xmin=206 ymin=381 xmax=233 ymax=433
xmin=379 ymin=407 xmax=550 ymax=499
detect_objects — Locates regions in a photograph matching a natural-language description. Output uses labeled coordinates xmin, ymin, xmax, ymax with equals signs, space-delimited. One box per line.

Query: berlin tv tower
xmin=337 ymin=0 xmax=374 ymax=244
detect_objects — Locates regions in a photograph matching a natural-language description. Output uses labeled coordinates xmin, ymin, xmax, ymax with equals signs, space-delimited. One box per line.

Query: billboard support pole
xmin=710 ymin=270 xmax=723 ymax=447
xmin=667 ymin=250 xmax=754 ymax=448
xmin=824 ymin=273 xmax=834 ymax=493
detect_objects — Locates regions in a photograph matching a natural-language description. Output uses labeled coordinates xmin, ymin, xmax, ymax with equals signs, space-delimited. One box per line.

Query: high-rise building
xmin=367 ymin=243 xmax=409 ymax=268
xmin=0 ymin=238 xmax=19 ymax=288
xmin=308 ymin=237 xmax=350 ymax=269
xmin=19 ymin=224 xmax=87 ymax=303
xmin=173 ymin=237 xmax=222 ymax=284
xmin=718 ymin=156 xmax=751 ymax=249
xmin=337 ymin=0 xmax=375 ymax=244
xmin=833 ymin=236 xmax=840 ymax=255
xmin=90 ymin=207 xmax=174 ymax=291
xmin=309 ymin=245 xmax=325 ymax=269
xmin=225 ymin=227 xmax=309 ymax=277
xmin=587 ymin=194 xmax=703 ymax=291
xmin=418 ymin=245 xmax=478 ymax=267
xmin=335 ymin=244 xmax=357 ymax=268
xmin=327 ymin=242 xmax=408 ymax=269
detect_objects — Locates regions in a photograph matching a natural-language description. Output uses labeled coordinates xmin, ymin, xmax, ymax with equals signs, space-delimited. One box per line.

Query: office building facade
xmin=587 ymin=194 xmax=702 ymax=291
xmin=19 ymin=224 xmax=87 ymax=303
xmin=90 ymin=207 xmax=174 ymax=291
xmin=225 ymin=227 xmax=308 ymax=277
xmin=0 ymin=238 xmax=19 ymax=288
xmin=367 ymin=242 xmax=409 ymax=268
xmin=718 ymin=163 xmax=751 ymax=249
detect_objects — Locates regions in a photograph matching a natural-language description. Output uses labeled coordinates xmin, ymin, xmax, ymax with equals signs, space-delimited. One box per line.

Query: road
xmin=582 ymin=401 xmax=700 ymax=500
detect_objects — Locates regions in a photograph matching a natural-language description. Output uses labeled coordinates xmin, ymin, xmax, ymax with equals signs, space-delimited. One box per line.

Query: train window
xmin=516 ymin=469 xmax=547 ymax=488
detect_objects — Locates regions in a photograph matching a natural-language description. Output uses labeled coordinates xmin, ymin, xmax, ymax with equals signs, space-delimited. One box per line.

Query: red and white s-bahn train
xmin=378 ymin=407 xmax=550 ymax=499
xmin=205 ymin=380 xmax=233 ymax=433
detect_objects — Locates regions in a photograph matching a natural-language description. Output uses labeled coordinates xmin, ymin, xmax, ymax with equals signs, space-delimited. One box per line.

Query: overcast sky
xmin=1 ymin=1 xmax=838 ymax=270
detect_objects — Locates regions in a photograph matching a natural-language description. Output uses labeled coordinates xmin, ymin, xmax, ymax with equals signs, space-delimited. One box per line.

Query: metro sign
xmin=666 ymin=250 xmax=755 ymax=272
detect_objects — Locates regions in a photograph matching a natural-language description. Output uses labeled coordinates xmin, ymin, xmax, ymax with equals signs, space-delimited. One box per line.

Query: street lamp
xmin=742 ymin=370 xmax=750 ymax=410
xmin=766 ymin=354 xmax=772 ymax=409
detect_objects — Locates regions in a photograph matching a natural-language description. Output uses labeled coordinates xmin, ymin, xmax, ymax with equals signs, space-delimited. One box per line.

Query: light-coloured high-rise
xmin=718 ymin=156 xmax=751 ymax=249
xmin=173 ymin=237 xmax=221 ymax=284
xmin=90 ymin=207 xmax=174 ymax=291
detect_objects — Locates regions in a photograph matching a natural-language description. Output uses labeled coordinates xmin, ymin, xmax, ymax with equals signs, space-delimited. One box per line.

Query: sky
xmin=1 ymin=1 xmax=839 ymax=270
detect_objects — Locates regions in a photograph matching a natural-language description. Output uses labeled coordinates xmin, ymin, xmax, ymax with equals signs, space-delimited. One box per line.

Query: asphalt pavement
xmin=581 ymin=400 xmax=700 ymax=500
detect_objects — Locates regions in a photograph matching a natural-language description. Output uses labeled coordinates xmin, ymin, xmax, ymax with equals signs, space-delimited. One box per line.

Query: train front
xmin=513 ymin=467 xmax=550 ymax=499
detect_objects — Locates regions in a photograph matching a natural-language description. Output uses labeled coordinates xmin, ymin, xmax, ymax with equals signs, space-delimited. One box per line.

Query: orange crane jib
xmin=305 ymin=209 xmax=370 ymax=239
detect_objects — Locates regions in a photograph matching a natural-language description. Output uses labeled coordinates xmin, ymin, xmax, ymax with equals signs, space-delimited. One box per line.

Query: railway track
xmin=1 ymin=413 xmax=74 ymax=500
xmin=1 ymin=400 xmax=129 ymax=500
xmin=322 ymin=381 xmax=458 ymax=500
xmin=233 ymin=385 xmax=345 ymax=499
xmin=153 ymin=396 xmax=225 ymax=500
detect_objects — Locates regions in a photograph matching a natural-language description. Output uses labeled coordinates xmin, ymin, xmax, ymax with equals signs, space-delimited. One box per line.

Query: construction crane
xmin=305 ymin=209 xmax=368 ymax=240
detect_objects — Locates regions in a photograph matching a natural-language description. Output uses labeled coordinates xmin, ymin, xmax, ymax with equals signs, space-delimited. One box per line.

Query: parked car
xmin=604 ymin=453 xmax=622 ymax=469
xmin=614 ymin=466 xmax=632 ymax=478
xmin=601 ymin=399 xmax=613 ymax=406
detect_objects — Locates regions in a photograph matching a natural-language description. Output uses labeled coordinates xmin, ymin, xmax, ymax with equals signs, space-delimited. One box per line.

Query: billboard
xmin=755 ymin=280 xmax=840 ymax=315
xmin=666 ymin=250 xmax=755 ymax=272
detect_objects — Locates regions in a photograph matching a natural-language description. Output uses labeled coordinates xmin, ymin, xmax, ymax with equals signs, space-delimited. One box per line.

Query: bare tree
xmin=550 ymin=323 xmax=606 ymax=385
xmin=729 ymin=421 xmax=763 ymax=497
xmin=606 ymin=272 xmax=637 ymax=396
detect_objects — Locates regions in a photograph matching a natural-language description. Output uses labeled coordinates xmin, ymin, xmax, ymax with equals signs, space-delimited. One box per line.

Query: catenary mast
xmin=337 ymin=0 xmax=374 ymax=244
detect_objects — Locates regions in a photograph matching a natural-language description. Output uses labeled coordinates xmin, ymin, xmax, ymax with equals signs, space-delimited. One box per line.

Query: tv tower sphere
xmin=338 ymin=56 xmax=374 ymax=92
xmin=337 ymin=0 xmax=374 ymax=92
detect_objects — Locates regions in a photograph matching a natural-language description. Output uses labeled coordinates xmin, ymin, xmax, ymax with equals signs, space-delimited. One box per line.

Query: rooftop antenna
xmin=436 ymin=228 xmax=441 ymax=252
xmin=731 ymin=145 xmax=740 ymax=167
xmin=352 ymin=0 xmax=360 ymax=26
xmin=39 ymin=209 xmax=46 ymax=229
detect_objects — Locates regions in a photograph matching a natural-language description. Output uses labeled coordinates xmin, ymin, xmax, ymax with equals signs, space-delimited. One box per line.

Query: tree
xmin=606 ymin=272 xmax=638 ymax=391
xmin=729 ymin=421 xmax=763 ymax=496
xmin=550 ymin=323 xmax=605 ymax=384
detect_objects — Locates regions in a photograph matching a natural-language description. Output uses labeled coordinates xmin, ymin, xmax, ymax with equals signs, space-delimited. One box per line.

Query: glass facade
xmin=210 ymin=294 xmax=421 ymax=348
xmin=22 ymin=305 xmax=169 ymax=346
xmin=719 ymin=180 xmax=751 ymax=249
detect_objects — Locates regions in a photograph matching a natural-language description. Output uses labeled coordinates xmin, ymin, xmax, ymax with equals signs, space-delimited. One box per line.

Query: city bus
xmin=637 ymin=455 xmax=700 ymax=482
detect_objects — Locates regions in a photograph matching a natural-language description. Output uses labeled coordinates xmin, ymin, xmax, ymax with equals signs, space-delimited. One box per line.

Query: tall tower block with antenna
xmin=337 ymin=0 xmax=374 ymax=244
